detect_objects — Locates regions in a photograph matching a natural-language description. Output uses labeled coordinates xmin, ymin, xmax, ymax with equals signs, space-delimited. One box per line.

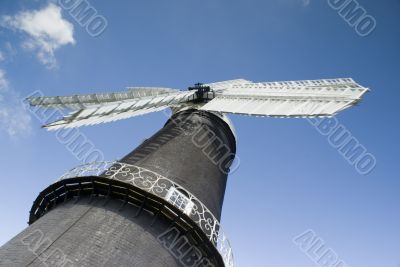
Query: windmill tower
xmin=0 ymin=78 xmax=368 ymax=266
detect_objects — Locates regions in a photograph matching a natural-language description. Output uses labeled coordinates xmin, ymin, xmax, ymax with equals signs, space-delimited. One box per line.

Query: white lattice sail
xmin=27 ymin=78 xmax=368 ymax=130
xmin=201 ymin=78 xmax=368 ymax=117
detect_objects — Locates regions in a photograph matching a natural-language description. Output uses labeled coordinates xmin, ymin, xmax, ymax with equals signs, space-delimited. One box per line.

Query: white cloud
xmin=0 ymin=69 xmax=32 ymax=138
xmin=1 ymin=3 xmax=75 ymax=68
xmin=0 ymin=51 xmax=4 ymax=62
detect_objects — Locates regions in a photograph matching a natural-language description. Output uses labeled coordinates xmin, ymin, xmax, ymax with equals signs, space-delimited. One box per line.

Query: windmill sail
xmin=200 ymin=78 xmax=368 ymax=117
xmin=26 ymin=78 xmax=368 ymax=130
xmin=205 ymin=79 xmax=252 ymax=92
xmin=41 ymin=91 xmax=196 ymax=130
xmin=27 ymin=87 xmax=180 ymax=109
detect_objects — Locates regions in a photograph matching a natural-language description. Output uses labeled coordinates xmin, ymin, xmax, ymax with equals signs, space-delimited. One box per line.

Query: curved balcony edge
xmin=30 ymin=161 xmax=234 ymax=267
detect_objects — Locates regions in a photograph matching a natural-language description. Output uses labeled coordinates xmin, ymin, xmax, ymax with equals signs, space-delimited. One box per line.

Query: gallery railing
xmin=57 ymin=161 xmax=234 ymax=267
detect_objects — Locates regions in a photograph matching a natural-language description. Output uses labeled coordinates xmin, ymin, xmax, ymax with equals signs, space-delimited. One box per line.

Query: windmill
xmin=0 ymin=78 xmax=368 ymax=267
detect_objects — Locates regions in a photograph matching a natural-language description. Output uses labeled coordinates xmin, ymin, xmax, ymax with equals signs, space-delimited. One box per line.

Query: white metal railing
xmin=58 ymin=161 xmax=234 ymax=267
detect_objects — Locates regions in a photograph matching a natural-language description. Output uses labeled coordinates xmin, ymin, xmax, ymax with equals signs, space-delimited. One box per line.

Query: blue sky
xmin=0 ymin=0 xmax=399 ymax=266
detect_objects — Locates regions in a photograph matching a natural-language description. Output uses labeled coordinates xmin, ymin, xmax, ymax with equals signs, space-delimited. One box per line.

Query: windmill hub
xmin=188 ymin=82 xmax=212 ymax=102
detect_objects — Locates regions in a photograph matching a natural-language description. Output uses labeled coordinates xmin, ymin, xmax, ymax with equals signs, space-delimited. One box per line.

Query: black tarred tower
xmin=0 ymin=84 xmax=236 ymax=267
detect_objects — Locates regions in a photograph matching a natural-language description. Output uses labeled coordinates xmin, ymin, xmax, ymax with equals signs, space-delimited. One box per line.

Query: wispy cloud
xmin=0 ymin=70 xmax=8 ymax=89
xmin=0 ymin=42 xmax=17 ymax=63
xmin=1 ymin=3 xmax=75 ymax=68
xmin=279 ymin=0 xmax=312 ymax=7
xmin=302 ymin=0 xmax=311 ymax=7
xmin=0 ymin=69 xmax=32 ymax=138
